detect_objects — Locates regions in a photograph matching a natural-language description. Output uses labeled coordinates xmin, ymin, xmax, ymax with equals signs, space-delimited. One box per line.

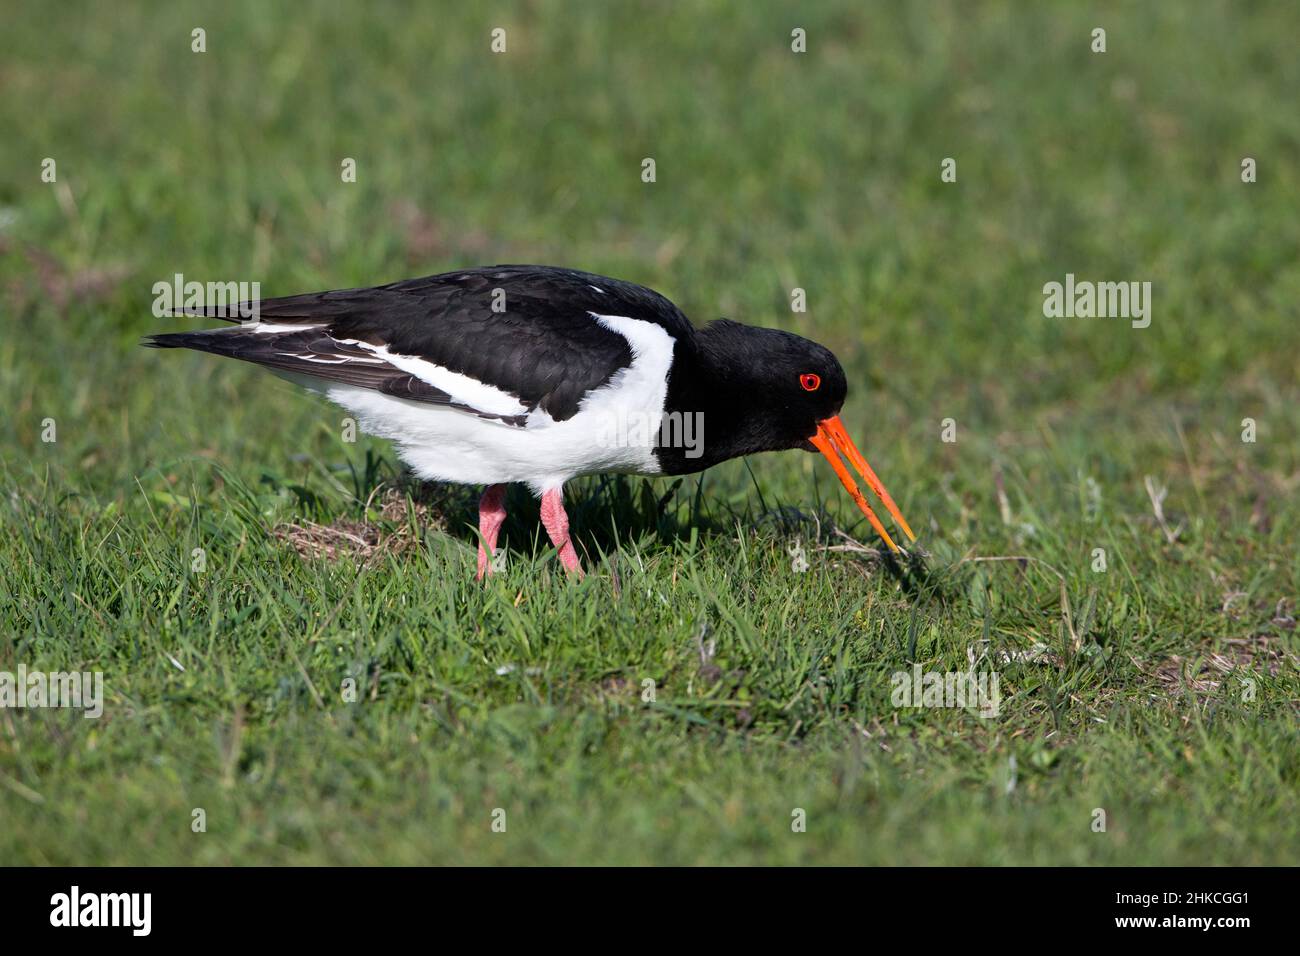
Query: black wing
xmin=147 ymin=265 xmax=697 ymax=422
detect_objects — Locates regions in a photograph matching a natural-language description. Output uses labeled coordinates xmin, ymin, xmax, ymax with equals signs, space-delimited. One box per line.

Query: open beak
xmin=809 ymin=416 xmax=916 ymax=553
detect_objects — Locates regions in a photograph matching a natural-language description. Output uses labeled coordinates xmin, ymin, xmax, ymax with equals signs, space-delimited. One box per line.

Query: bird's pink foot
xmin=539 ymin=486 xmax=583 ymax=577
xmin=476 ymin=483 xmax=508 ymax=580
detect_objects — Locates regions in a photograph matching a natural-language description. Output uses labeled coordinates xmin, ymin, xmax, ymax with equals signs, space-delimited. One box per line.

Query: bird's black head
xmin=658 ymin=319 xmax=915 ymax=552
xmin=659 ymin=319 xmax=846 ymax=467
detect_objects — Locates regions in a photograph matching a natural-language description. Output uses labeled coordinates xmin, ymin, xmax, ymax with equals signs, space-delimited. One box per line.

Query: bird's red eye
xmin=800 ymin=373 xmax=821 ymax=392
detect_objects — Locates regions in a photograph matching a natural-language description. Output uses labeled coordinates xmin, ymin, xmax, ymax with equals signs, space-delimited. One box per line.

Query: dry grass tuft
xmin=1153 ymin=633 xmax=1296 ymax=697
xmin=272 ymin=488 xmax=445 ymax=565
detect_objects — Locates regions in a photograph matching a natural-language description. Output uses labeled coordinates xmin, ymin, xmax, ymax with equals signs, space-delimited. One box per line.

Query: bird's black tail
xmin=143 ymin=329 xmax=248 ymax=357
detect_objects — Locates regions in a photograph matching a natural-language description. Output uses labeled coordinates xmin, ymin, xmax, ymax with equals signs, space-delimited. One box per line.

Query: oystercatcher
xmin=147 ymin=265 xmax=915 ymax=576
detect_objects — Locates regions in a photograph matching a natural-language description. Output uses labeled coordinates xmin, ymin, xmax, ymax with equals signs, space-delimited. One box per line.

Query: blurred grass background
xmin=1 ymin=0 xmax=1297 ymax=864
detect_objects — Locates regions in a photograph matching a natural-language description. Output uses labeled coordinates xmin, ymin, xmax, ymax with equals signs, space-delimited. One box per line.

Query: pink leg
xmin=539 ymin=486 xmax=583 ymax=576
xmin=476 ymin=484 xmax=508 ymax=580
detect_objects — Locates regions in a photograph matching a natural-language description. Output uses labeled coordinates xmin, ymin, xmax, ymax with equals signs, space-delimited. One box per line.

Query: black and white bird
xmin=147 ymin=265 xmax=915 ymax=577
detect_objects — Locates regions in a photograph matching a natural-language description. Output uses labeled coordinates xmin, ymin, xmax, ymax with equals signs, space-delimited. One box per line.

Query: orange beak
xmin=809 ymin=416 xmax=916 ymax=553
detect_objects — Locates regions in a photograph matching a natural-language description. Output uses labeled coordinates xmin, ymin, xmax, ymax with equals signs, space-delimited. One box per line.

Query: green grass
xmin=2 ymin=0 xmax=1298 ymax=865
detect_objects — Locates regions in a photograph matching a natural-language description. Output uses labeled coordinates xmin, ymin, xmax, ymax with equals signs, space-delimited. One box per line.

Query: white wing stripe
xmin=341 ymin=340 xmax=530 ymax=418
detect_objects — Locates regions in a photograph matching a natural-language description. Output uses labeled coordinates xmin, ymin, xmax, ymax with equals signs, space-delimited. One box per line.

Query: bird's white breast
xmin=302 ymin=313 xmax=675 ymax=495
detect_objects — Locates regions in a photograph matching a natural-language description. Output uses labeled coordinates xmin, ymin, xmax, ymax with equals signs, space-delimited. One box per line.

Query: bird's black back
xmin=150 ymin=265 xmax=698 ymax=423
